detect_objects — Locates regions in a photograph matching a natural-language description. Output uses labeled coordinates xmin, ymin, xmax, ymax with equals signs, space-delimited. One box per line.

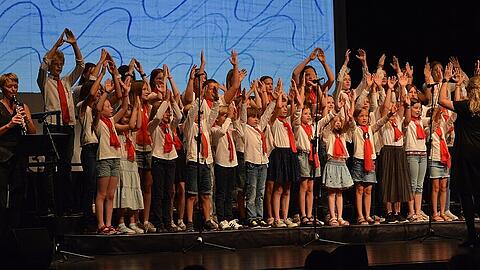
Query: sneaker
xmin=273 ymin=219 xmax=287 ymax=228
xmin=186 ymin=222 xmax=195 ymax=232
xmin=407 ymin=213 xmax=417 ymax=223
xmin=285 ymin=218 xmax=299 ymax=228
xmin=177 ymin=219 xmax=187 ymax=231
xmin=219 ymin=220 xmax=230 ymax=230
xmin=165 ymin=222 xmax=177 ymax=233
xmin=372 ymin=215 xmax=385 ymax=224
xmin=385 ymin=212 xmax=398 ymax=224
xmin=249 ymin=219 xmax=261 ymax=229
xmin=228 ymin=219 xmax=243 ymax=230
xmin=445 ymin=210 xmax=459 ymax=221
xmin=292 ymin=214 xmax=301 ymax=225
xmin=170 ymin=221 xmax=179 ymax=232
xmin=118 ymin=223 xmax=136 ymax=234
xmin=204 ymin=219 xmax=218 ymax=231
xmin=143 ymin=221 xmax=157 ymax=233
xmin=129 ymin=223 xmax=144 ymax=234
xmin=395 ymin=213 xmax=408 ymax=223
xmin=418 ymin=210 xmax=430 ymax=221
xmin=258 ymin=219 xmax=270 ymax=228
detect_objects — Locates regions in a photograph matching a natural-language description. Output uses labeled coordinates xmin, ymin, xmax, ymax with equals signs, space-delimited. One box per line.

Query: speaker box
xmin=3 ymin=228 xmax=54 ymax=269
xmin=331 ymin=244 xmax=368 ymax=270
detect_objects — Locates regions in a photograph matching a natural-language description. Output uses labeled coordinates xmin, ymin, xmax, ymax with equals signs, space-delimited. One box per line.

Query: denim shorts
xmin=350 ymin=158 xmax=377 ymax=184
xmin=186 ymin=162 xmax=212 ymax=195
xmin=96 ymin=158 xmax=120 ymax=178
xmin=135 ymin=150 xmax=152 ymax=170
xmin=429 ymin=160 xmax=450 ymax=179
xmin=297 ymin=151 xmax=321 ymax=178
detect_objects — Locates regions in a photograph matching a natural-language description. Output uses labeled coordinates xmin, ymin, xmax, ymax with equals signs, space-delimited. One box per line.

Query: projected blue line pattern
xmin=0 ymin=0 xmax=335 ymax=93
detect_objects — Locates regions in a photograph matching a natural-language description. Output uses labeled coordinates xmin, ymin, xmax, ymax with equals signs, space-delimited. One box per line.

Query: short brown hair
xmin=247 ymin=107 xmax=261 ymax=118
xmin=0 ymin=73 xmax=18 ymax=88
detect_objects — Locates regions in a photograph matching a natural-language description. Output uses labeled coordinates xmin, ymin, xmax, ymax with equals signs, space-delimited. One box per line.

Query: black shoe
xmin=204 ymin=219 xmax=218 ymax=231
xmin=186 ymin=222 xmax=195 ymax=232
xmin=157 ymin=223 xmax=166 ymax=233
xmin=248 ymin=219 xmax=261 ymax=229
xmin=395 ymin=213 xmax=408 ymax=223
xmin=385 ymin=212 xmax=398 ymax=224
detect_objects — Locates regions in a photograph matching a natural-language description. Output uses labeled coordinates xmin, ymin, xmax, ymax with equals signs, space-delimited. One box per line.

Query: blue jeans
xmin=80 ymin=143 xmax=98 ymax=215
xmin=406 ymin=154 xmax=427 ymax=194
xmin=245 ymin=162 xmax=267 ymax=220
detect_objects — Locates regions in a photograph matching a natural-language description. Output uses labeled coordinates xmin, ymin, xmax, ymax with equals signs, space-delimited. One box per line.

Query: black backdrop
xmin=335 ymin=0 xmax=480 ymax=87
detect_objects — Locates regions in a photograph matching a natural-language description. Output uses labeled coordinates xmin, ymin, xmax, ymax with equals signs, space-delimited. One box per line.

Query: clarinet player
xmin=0 ymin=73 xmax=36 ymax=237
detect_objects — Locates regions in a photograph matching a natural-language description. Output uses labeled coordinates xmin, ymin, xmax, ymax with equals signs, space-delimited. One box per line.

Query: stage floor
xmin=50 ymin=240 xmax=478 ymax=270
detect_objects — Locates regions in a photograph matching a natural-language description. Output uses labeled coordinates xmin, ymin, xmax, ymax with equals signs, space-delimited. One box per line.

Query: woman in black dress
xmin=0 ymin=73 xmax=36 ymax=236
xmin=439 ymin=64 xmax=480 ymax=247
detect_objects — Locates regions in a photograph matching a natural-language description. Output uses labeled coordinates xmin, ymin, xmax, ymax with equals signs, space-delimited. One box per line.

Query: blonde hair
xmin=52 ymin=50 xmax=65 ymax=64
xmin=0 ymin=73 xmax=18 ymax=89
xmin=467 ymin=76 xmax=480 ymax=115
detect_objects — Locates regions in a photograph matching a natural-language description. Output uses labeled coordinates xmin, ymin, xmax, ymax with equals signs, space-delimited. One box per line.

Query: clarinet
xmin=12 ymin=95 xmax=27 ymax=135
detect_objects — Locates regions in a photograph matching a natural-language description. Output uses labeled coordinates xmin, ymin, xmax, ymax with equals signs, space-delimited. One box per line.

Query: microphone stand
xmin=183 ymin=72 xmax=235 ymax=252
xmin=409 ymin=83 xmax=460 ymax=242
xmin=303 ymin=82 xmax=346 ymax=247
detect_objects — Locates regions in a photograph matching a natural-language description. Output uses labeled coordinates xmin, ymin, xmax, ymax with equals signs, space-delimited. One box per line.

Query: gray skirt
xmin=298 ymin=151 xmax=321 ymax=179
xmin=322 ymin=159 xmax=353 ymax=189
xmin=379 ymin=146 xmax=412 ymax=202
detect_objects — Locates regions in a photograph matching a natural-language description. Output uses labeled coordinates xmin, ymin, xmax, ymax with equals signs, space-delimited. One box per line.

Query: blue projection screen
xmin=0 ymin=0 xmax=335 ymax=93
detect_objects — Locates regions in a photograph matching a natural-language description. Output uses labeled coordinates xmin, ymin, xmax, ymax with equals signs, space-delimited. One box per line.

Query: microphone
xmin=311 ymin=77 xmax=325 ymax=84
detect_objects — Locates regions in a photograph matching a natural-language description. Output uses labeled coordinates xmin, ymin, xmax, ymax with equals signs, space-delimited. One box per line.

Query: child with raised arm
xmin=114 ymin=95 xmax=145 ymax=234
xmin=242 ymin=86 xmax=277 ymax=227
xmin=293 ymin=79 xmax=334 ymax=226
xmin=148 ymin=90 xmax=183 ymax=232
xmin=183 ymin=85 xmax=220 ymax=232
xmin=93 ymin=73 xmax=130 ymax=234
xmin=267 ymin=80 xmax=300 ymax=228
xmin=37 ymin=28 xmax=84 ymax=215
xmin=322 ymin=97 xmax=355 ymax=226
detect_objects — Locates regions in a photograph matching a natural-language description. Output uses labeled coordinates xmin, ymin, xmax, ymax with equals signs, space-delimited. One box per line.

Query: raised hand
xmin=229 ymin=50 xmax=238 ymax=67
xmin=134 ymin=59 xmax=145 ymax=74
xmin=452 ymin=68 xmax=465 ymax=86
xmin=390 ymin=55 xmax=400 ymax=72
xmin=308 ymin=48 xmax=318 ymax=61
xmin=189 ymin=64 xmax=198 ymax=80
xmin=200 ymin=50 xmax=206 ymax=67
xmin=365 ymin=72 xmax=374 ymax=88
xmin=105 ymin=79 xmax=115 ymax=94
xmin=405 ymin=62 xmax=414 ymax=78
xmin=449 ymin=56 xmax=461 ymax=70
xmin=475 ymin=60 xmax=480 ymax=76
xmin=239 ymin=69 xmax=248 ymax=82
xmin=54 ymin=31 xmax=65 ymax=48
xmin=317 ymin=48 xmax=326 ymax=63
xmin=444 ymin=62 xmax=454 ymax=81
xmin=356 ymin=48 xmax=367 ymax=65
xmin=398 ymin=73 xmax=409 ymax=87
xmin=424 ymin=57 xmax=433 ymax=84
xmin=387 ymin=76 xmax=398 ymax=89
xmin=119 ymin=76 xmax=132 ymax=95
xmin=163 ymin=64 xmax=171 ymax=79
xmin=343 ymin=49 xmax=351 ymax=65
xmin=64 ymin=28 xmax=77 ymax=44
xmin=377 ymin=53 xmax=386 ymax=68
xmin=106 ymin=60 xmax=117 ymax=75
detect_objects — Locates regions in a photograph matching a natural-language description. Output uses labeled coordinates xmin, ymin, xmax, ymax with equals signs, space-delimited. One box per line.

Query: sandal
xmin=329 ymin=217 xmax=339 ymax=226
xmin=308 ymin=216 xmax=322 ymax=226
xmin=301 ymin=216 xmax=310 ymax=226
xmin=338 ymin=218 xmax=350 ymax=226
xmin=97 ymin=225 xmax=110 ymax=235
xmin=357 ymin=216 xmax=368 ymax=225
xmin=440 ymin=214 xmax=453 ymax=222
xmin=365 ymin=216 xmax=375 ymax=224
xmin=432 ymin=215 xmax=445 ymax=222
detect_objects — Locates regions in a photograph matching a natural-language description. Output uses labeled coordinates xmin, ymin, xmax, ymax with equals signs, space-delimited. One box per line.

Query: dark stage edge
xmin=61 ymin=221 xmax=476 ymax=255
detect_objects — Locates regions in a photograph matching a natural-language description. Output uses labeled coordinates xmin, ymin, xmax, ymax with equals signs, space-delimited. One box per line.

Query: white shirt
xmin=323 ymin=126 xmax=352 ymax=159
xmin=380 ymin=115 xmax=405 ymax=146
xmin=184 ymin=98 xmax=219 ymax=164
xmin=271 ymin=111 xmax=299 ymax=149
xmin=211 ymin=118 xmax=240 ymax=167
xmin=96 ymin=117 xmax=121 ymax=160
xmin=77 ymin=101 xmax=98 ymax=146
xmin=37 ymin=56 xmax=84 ymax=126
xmin=404 ymin=118 xmax=428 ymax=152
xmin=352 ymin=114 xmax=389 ymax=160
xmin=242 ymin=101 xmax=276 ymax=165
xmin=150 ymin=101 xmax=183 ymax=160
xmin=294 ymin=111 xmax=334 ymax=152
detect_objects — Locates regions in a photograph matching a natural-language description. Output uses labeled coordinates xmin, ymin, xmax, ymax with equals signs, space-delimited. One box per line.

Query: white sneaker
xmin=445 ymin=210 xmax=459 ymax=221
xmin=118 ymin=223 xmax=136 ymax=234
xmin=177 ymin=219 xmax=187 ymax=231
xmin=170 ymin=220 xmax=180 ymax=232
xmin=285 ymin=218 xmax=299 ymax=228
xmin=228 ymin=219 xmax=243 ymax=230
xmin=129 ymin=223 xmax=144 ymax=234
xmin=219 ymin=220 xmax=230 ymax=230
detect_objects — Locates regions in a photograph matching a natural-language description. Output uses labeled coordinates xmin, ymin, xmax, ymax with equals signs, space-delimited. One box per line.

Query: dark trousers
xmin=43 ymin=125 xmax=74 ymax=214
xmin=214 ymin=165 xmax=235 ymax=222
xmin=459 ymin=193 xmax=480 ymax=240
xmin=0 ymin=154 xmax=27 ymax=235
xmin=80 ymin=144 xmax=98 ymax=216
xmin=151 ymin=157 xmax=176 ymax=226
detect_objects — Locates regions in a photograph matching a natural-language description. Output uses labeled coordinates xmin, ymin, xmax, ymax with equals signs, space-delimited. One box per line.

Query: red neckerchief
xmin=100 ymin=116 xmax=121 ymax=149
xmin=301 ymin=123 xmax=319 ymax=168
xmin=278 ymin=116 xmax=297 ymax=153
xmin=359 ymin=125 xmax=374 ymax=172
